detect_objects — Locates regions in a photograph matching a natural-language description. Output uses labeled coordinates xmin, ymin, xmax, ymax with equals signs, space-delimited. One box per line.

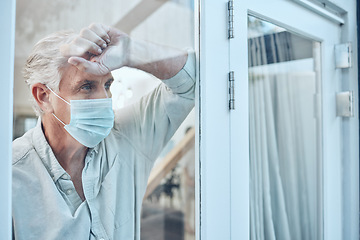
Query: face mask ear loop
xmin=52 ymin=113 xmax=66 ymax=126
xmin=46 ymin=85 xmax=71 ymax=106
xmin=46 ymin=85 xmax=69 ymax=126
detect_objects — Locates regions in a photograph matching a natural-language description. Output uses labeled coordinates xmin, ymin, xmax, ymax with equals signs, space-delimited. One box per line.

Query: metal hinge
xmin=335 ymin=43 xmax=352 ymax=68
xmin=228 ymin=0 xmax=234 ymax=39
xmin=229 ymin=71 xmax=235 ymax=110
xmin=336 ymin=91 xmax=354 ymax=117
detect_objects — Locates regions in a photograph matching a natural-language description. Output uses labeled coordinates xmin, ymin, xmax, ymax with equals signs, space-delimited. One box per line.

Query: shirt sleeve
xmin=112 ymin=50 xmax=196 ymax=162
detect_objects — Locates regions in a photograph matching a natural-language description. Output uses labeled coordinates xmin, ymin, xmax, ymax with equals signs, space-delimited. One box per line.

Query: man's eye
xmin=105 ymin=81 xmax=113 ymax=90
xmin=81 ymin=84 xmax=93 ymax=91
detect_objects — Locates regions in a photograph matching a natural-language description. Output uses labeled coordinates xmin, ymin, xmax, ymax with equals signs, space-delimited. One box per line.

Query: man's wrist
xmin=126 ymin=38 xmax=150 ymax=69
xmin=125 ymin=38 xmax=188 ymax=80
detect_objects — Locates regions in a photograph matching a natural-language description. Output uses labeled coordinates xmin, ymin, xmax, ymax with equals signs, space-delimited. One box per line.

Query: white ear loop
xmin=46 ymin=85 xmax=71 ymax=105
xmin=52 ymin=113 xmax=66 ymax=126
xmin=46 ymin=85 xmax=69 ymax=126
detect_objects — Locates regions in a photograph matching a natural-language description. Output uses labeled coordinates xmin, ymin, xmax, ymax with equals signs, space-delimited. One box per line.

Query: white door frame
xmin=198 ymin=0 xmax=358 ymax=239
xmin=197 ymin=1 xmax=232 ymax=239
xmin=334 ymin=2 xmax=359 ymax=239
xmin=0 ymin=0 xmax=16 ymax=239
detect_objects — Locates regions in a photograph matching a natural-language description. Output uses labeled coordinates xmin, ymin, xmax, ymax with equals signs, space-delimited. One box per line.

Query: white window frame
xmin=0 ymin=0 xmax=16 ymax=239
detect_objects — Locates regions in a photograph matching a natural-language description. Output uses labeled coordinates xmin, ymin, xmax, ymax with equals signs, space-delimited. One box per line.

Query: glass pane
xmin=13 ymin=1 xmax=195 ymax=239
xmin=248 ymin=16 xmax=322 ymax=240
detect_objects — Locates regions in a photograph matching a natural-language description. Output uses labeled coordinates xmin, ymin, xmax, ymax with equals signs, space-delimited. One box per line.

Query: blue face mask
xmin=47 ymin=86 xmax=114 ymax=148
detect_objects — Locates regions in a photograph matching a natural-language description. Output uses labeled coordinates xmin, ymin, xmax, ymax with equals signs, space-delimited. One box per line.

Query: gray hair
xmin=24 ymin=30 xmax=76 ymax=116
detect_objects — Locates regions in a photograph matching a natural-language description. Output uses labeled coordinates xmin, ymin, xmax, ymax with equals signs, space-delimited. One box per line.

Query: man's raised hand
xmin=61 ymin=23 xmax=130 ymax=76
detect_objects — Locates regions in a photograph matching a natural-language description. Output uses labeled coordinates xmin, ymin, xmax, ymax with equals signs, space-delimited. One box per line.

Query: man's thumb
xmin=68 ymin=57 xmax=109 ymax=75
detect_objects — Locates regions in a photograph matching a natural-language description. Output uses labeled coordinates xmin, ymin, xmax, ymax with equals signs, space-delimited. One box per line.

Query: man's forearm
xmin=127 ymin=38 xmax=188 ymax=80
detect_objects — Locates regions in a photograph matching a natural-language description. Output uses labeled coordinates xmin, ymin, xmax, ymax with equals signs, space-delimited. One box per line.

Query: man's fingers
xmin=89 ymin=23 xmax=111 ymax=44
xmin=61 ymin=37 xmax=103 ymax=57
xmin=68 ymin=57 xmax=110 ymax=75
xmin=79 ymin=28 xmax=108 ymax=50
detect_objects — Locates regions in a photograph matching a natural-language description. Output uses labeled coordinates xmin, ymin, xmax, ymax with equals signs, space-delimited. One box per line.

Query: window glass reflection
xmin=248 ymin=16 xmax=322 ymax=240
xmin=13 ymin=1 xmax=195 ymax=239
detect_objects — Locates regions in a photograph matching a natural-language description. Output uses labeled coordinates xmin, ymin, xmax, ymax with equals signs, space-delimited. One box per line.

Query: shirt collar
xmin=32 ymin=117 xmax=100 ymax=181
xmin=32 ymin=118 xmax=68 ymax=182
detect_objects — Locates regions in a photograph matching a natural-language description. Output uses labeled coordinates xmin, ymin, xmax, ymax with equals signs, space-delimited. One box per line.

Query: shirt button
xmin=62 ymin=174 xmax=71 ymax=180
xmin=66 ymin=189 xmax=73 ymax=195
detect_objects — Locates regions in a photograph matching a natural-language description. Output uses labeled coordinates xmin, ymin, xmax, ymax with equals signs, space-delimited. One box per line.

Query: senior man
xmin=12 ymin=23 xmax=195 ymax=240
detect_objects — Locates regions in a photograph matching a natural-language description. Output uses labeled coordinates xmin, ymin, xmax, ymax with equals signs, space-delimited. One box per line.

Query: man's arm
xmin=113 ymin=52 xmax=195 ymax=161
xmin=61 ymin=23 xmax=188 ymax=79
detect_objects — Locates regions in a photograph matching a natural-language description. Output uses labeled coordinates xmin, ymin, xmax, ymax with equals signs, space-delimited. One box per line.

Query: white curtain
xmin=249 ymin=33 xmax=318 ymax=240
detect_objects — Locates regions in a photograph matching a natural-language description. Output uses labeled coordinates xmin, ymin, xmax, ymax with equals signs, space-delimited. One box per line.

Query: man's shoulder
xmin=12 ymin=129 xmax=35 ymax=165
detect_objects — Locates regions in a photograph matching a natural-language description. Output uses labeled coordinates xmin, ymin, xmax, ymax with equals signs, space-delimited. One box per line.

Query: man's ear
xmin=31 ymin=83 xmax=54 ymax=113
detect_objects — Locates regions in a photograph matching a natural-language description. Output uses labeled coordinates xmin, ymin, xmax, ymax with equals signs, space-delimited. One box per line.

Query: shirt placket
xmin=57 ymin=173 xmax=83 ymax=213
xmin=82 ymin=149 xmax=108 ymax=240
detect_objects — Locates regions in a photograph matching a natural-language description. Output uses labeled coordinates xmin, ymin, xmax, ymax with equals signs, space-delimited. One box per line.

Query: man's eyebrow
xmin=74 ymin=79 xmax=94 ymax=85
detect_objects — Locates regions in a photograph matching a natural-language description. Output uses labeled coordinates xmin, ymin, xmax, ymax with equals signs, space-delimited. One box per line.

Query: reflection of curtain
xmin=249 ymin=34 xmax=317 ymax=240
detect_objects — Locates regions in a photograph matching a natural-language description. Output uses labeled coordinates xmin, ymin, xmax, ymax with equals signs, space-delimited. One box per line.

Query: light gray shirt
xmin=12 ymin=53 xmax=195 ymax=240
